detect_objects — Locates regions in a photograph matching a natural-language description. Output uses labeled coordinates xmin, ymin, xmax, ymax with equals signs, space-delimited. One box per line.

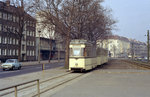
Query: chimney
xmin=5 ymin=0 xmax=10 ymax=6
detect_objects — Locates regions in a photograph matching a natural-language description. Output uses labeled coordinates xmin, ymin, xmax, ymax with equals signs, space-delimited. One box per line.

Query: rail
xmin=0 ymin=72 xmax=71 ymax=97
xmin=0 ymin=79 xmax=40 ymax=97
xmin=123 ymin=60 xmax=150 ymax=69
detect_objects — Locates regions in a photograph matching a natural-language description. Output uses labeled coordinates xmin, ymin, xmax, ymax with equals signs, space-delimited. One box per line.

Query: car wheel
xmin=11 ymin=66 xmax=15 ymax=70
xmin=18 ymin=66 xmax=21 ymax=70
xmin=3 ymin=68 xmax=5 ymax=71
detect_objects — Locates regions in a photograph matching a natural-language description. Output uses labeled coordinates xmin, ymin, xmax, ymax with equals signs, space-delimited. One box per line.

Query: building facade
xmin=0 ymin=1 xmax=36 ymax=62
xmin=97 ymin=35 xmax=130 ymax=58
xmin=36 ymin=12 xmax=65 ymax=61
xmin=97 ymin=35 xmax=147 ymax=58
xmin=36 ymin=37 xmax=65 ymax=60
xmin=129 ymin=39 xmax=147 ymax=59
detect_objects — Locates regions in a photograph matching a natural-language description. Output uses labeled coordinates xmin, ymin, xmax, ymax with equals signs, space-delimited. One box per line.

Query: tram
xmin=69 ymin=39 xmax=108 ymax=71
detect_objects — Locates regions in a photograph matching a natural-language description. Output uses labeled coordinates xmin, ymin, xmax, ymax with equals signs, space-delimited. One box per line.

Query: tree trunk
xmin=18 ymin=38 xmax=22 ymax=62
xmin=64 ymin=34 xmax=70 ymax=69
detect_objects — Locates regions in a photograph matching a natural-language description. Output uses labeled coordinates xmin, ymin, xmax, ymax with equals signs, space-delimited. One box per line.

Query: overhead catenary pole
xmin=38 ymin=31 xmax=41 ymax=63
xmin=147 ymin=30 xmax=149 ymax=62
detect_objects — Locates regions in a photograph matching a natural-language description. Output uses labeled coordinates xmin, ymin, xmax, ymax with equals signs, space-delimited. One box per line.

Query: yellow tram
xmin=69 ymin=39 xmax=108 ymax=71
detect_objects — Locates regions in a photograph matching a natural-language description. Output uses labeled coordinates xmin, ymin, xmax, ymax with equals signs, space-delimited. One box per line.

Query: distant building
xmin=97 ymin=35 xmax=130 ymax=58
xmin=36 ymin=37 xmax=65 ymax=60
xmin=129 ymin=39 xmax=147 ymax=59
xmin=36 ymin=12 xmax=55 ymax=39
xmin=97 ymin=35 xmax=147 ymax=58
xmin=36 ymin=12 xmax=65 ymax=61
xmin=0 ymin=1 xmax=36 ymax=62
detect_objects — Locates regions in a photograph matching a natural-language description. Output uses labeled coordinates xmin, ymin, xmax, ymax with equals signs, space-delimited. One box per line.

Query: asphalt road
xmin=0 ymin=62 xmax=64 ymax=78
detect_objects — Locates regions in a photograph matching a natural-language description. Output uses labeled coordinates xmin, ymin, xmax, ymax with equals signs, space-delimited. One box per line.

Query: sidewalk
xmin=21 ymin=60 xmax=64 ymax=66
xmin=49 ymin=69 xmax=150 ymax=97
xmin=0 ymin=66 xmax=68 ymax=94
xmin=0 ymin=59 xmax=64 ymax=68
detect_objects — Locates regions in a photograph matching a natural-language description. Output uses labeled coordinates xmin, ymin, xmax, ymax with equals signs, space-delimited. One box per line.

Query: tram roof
xmin=70 ymin=39 xmax=92 ymax=45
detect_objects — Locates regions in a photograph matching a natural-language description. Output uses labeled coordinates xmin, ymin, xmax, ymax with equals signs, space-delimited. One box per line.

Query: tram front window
xmin=70 ymin=48 xmax=83 ymax=56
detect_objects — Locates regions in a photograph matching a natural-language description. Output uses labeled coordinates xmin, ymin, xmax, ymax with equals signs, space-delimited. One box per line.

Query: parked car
xmin=1 ymin=59 xmax=22 ymax=71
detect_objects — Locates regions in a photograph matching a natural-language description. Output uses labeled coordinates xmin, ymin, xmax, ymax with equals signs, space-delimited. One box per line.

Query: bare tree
xmin=32 ymin=0 xmax=116 ymax=68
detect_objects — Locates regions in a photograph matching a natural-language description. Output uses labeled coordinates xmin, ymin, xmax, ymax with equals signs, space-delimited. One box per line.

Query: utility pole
xmin=131 ymin=42 xmax=134 ymax=60
xmin=147 ymin=30 xmax=149 ymax=62
xmin=58 ymin=41 xmax=60 ymax=62
xmin=38 ymin=31 xmax=41 ymax=63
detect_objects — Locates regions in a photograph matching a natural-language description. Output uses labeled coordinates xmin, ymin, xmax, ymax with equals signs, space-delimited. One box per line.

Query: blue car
xmin=1 ymin=59 xmax=22 ymax=71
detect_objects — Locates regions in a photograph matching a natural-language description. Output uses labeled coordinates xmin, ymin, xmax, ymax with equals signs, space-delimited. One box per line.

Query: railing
xmin=0 ymin=79 xmax=40 ymax=97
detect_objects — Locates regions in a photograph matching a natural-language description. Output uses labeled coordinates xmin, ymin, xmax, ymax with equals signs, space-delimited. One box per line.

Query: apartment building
xmin=97 ymin=35 xmax=147 ymax=58
xmin=129 ymin=39 xmax=147 ymax=58
xmin=97 ymin=35 xmax=130 ymax=58
xmin=36 ymin=12 xmax=65 ymax=61
xmin=0 ymin=1 xmax=36 ymax=62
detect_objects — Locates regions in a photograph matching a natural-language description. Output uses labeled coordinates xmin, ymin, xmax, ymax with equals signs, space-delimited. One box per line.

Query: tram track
xmin=33 ymin=73 xmax=84 ymax=97
xmin=0 ymin=72 xmax=85 ymax=97
xmin=123 ymin=60 xmax=150 ymax=70
xmin=0 ymin=72 xmax=71 ymax=97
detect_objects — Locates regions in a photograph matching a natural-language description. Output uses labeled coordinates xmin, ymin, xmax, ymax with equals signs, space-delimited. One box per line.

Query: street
xmin=0 ymin=62 xmax=64 ymax=78
xmin=1 ymin=59 xmax=150 ymax=97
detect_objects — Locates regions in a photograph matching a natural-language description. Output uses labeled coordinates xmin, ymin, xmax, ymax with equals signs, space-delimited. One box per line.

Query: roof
xmin=0 ymin=1 xmax=35 ymax=21
xmin=105 ymin=35 xmax=129 ymax=42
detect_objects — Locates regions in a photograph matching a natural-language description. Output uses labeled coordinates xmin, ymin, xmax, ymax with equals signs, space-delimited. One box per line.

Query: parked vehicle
xmin=1 ymin=59 xmax=22 ymax=71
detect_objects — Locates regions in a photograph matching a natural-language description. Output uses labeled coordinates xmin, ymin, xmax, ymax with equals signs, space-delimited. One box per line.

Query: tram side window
xmin=84 ymin=47 xmax=90 ymax=57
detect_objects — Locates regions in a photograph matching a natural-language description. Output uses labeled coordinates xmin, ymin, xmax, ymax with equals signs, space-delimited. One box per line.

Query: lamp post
xmin=147 ymin=30 xmax=149 ymax=62
xmin=58 ymin=41 xmax=60 ymax=62
xmin=38 ymin=31 xmax=41 ymax=63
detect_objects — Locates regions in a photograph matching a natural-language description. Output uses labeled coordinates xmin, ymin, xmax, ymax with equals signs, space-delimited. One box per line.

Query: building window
xmin=10 ymin=49 xmax=12 ymax=55
xmin=13 ymin=49 xmax=15 ymax=55
xmin=0 ymin=36 xmax=1 ymax=43
xmin=3 ymin=25 xmax=7 ymax=32
xmin=5 ymin=37 xmax=7 ymax=44
xmin=13 ymin=15 xmax=16 ymax=22
xmin=33 ymin=41 xmax=34 ymax=46
xmin=13 ymin=38 xmax=15 ymax=45
xmin=16 ymin=50 xmax=18 ymax=55
xmin=0 ymin=49 xmax=1 ymax=55
xmin=27 ymin=50 xmax=29 ymax=56
xmin=7 ymin=49 xmax=10 ymax=56
xmin=3 ymin=13 xmax=7 ymax=20
xmin=8 ymin=14 xmax=12 ymax=21
xmin=16 ymin=17 xmax=19 ymax=22
xmin=33 ymin=50 xmax=34 ymax=56
xmin=22 ymin=45 xmax=25 ymax=51
xmin=0 ymin=24 xmax=2 ymax=31
xmin=30 ymin=50 xmax=32 ymax=56
xmin=0 ymin=11 xmax=2 ymax=18
xmin=16 ymin=39 xmax=18 ymax=45
xmin=4 ymin=49 xmax=7 ymax=56
xmin=30 ymin=31 xmax=32 ymax=36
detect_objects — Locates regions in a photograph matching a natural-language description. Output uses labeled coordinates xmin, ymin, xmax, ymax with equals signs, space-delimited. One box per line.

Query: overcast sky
xmin=102 ymin=0 xmax=150 ymax=42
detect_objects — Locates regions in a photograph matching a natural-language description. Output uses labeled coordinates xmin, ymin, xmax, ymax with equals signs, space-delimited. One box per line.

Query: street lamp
xmin=38 ymin=30 xmax=41 ymax=63
xmin=58 ymin=40 xmax=60 ymax=62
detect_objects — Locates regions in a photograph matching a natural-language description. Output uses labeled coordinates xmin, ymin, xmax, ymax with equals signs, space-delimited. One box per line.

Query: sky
xmin=102 ymin=0 xmax=150 ymax=42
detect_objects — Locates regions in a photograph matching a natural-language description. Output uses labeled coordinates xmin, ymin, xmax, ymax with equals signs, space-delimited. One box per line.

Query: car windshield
xmin=6 ymin=59 xmax=15 ymax=63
